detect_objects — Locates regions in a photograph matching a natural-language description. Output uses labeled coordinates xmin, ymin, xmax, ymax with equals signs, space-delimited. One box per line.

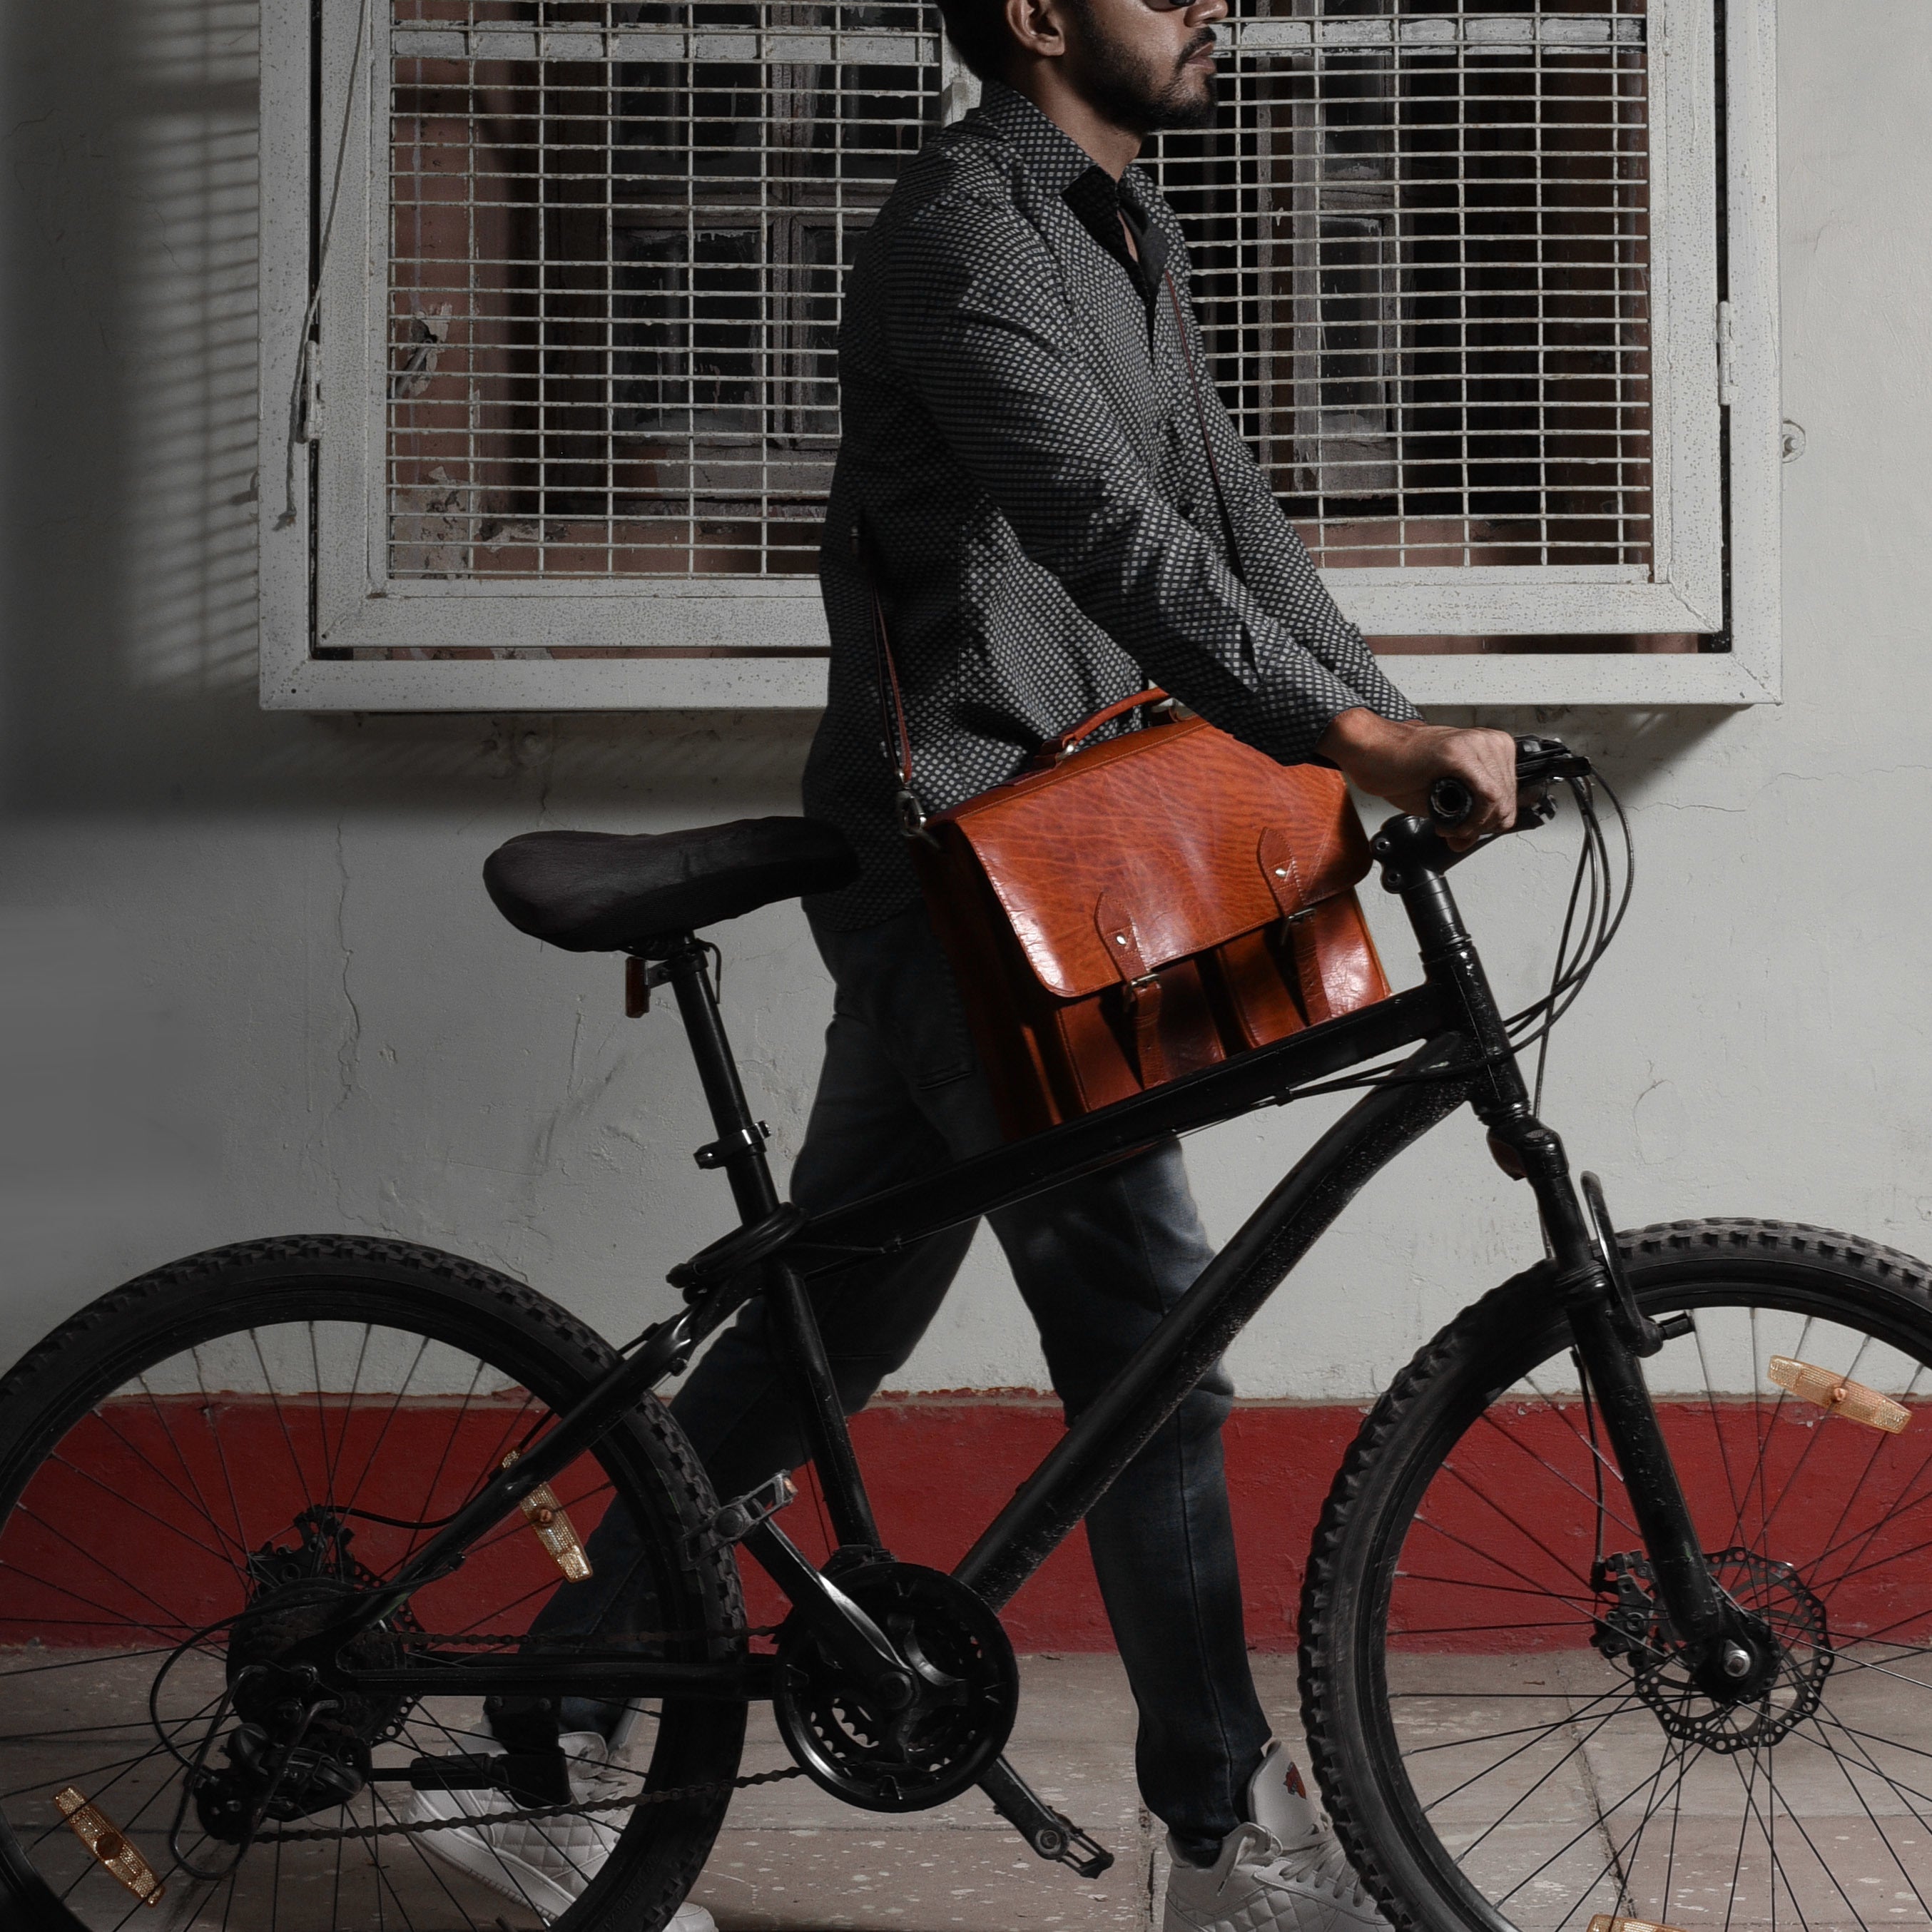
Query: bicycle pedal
xmin=406 ymin=1750 xmax=572 ymax=1806
xmin=1588 ymin=1918 xmax=1689 ymax=1932
xmin=980 ymin=1755 xmax=1114 ymax=1879
xmin=502 ymin=1450 xmax=593 ymax=1580
xmin=1766 ymin=1355 xmax=1910 ymax=1434
xmin=705 ymin=1470 xmax=798 ymax=1547
xmin=54 ymin=1787 xmax=166 ymax=1907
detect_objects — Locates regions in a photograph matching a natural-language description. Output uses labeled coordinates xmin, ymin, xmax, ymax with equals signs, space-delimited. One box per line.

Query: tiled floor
xmin=4 ymin=1649 xmax=1923 ymax=1929
xmin=689 ymin=1652 xmax=1172 ymax=1932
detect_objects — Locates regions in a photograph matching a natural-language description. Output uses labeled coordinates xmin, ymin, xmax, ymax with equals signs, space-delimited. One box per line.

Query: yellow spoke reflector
xmin=54 ymin=1788 xmax=166 ymax=1906
xmin=503 ymin=1450 xmax=593 ymax=1581
xmin=1767 ymin=1356 xmax=1911 ymax=1434
xmin=1588 ymin=1920 xmax=1689 ymax=1932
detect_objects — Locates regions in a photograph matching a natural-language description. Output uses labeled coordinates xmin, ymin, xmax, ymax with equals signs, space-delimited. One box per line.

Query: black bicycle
xmin=6 ymin=737 xmax=1932 ymax=1932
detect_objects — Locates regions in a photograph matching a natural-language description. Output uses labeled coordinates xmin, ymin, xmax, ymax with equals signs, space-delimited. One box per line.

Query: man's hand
xmin=1317 ymin=710 xmax=1519 ymax=852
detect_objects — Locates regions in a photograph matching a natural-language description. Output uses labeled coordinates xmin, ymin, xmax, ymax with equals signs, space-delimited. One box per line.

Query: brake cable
xmin=1266 ymin=768 xmax=1634 ymax=1104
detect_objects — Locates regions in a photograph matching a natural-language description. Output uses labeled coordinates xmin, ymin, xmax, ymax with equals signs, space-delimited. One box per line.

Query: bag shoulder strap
xmin=851 ymin=522 xmax=930 ymax=840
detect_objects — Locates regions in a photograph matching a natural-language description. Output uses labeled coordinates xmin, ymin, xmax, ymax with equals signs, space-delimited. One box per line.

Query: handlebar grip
xmin=1429 ymin=776 xmax=1475 ymax=829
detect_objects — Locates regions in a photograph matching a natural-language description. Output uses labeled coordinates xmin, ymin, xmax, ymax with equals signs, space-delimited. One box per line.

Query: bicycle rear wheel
xmin=0 ymin=1236 xmax=746 ymax=1931
xmin=1303 ymin=1219 xmax=1932 ymax=1932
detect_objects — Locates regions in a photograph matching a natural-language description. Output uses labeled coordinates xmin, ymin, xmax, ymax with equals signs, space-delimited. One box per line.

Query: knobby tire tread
xmin=1297 ymin=1216 xmax=1932 ymax=1932
xmin=0 ymin=1234 xmax=746 ymax=1932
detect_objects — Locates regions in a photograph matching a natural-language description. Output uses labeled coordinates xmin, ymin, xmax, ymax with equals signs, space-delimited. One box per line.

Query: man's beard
xmin=1072 ymin=16 xmax=1219 ymax=133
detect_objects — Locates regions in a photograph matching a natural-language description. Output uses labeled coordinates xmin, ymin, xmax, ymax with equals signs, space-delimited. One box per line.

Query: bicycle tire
xmin=1303 ymin=1217 xmax=1932 ymax=1932
xmin=0 ymin=1234 xmax=747 ymax=1931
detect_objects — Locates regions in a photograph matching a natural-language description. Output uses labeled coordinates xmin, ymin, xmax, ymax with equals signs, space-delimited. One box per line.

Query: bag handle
xmin=1027 ymin=688 xmax=1174 ymax=768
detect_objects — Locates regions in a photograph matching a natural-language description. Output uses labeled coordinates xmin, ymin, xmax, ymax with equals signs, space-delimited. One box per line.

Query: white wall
xmin=4 ymin=0 xmax=1928 ymax=1402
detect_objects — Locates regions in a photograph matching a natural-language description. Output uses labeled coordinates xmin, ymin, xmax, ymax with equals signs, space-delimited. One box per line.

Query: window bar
xmin=682 ymin=25 xmax=696 ymax=576
xmin=1535 ymin=8 xmax=1549 ymax=569
xmin=382 ymin=9 xmax=1652 ymax=591
xmin=1455 ymin=30 xmax=1470 ymax=566
xmin=595 ymin=32 xmax=610 ymax=571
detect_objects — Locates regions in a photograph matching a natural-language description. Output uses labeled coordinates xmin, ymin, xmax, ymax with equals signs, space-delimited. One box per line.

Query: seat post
xmin=661 ymin=935 xmax=883 ymax=1552
xmin=663 ymin=937 xmax=782 ymax=1225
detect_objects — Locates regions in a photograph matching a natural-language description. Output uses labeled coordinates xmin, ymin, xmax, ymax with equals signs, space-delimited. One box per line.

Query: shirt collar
xmin=973 ymin=80 xmax=1110 ymax=198
xmin=975 ymin=83 xmax=1174 ymax=290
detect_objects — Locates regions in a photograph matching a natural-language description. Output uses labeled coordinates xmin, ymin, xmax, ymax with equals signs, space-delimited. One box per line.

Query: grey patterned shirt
xmin=803 ymin=80 xmax=1418 ymax=930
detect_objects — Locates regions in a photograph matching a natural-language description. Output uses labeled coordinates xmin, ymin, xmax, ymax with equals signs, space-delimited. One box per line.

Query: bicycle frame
xmin=317 ymin=806 xmax=1764 ymax=1725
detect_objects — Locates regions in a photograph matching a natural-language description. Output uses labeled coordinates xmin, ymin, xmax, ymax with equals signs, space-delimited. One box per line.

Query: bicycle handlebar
xmin=1427 ymin=736 xmax=1594 ymax=833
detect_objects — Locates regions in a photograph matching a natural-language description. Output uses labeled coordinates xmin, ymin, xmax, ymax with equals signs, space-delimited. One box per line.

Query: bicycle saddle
xmin=483 ymin=817 xmax=859 ymax=952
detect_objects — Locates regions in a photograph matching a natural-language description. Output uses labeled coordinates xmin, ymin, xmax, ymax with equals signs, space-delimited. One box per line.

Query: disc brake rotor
xmin=1593 ymin=1547 xmax=1833 ymax=1753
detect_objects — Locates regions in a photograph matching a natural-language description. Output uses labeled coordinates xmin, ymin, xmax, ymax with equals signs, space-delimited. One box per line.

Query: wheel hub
xmin=229 ymin=1507 xmax=419 ymax=1744
xmin=193 ymin=1508 xmax=420 ymax=1839
xmin=1592 ymin=1547 xmax=1833 ymax=1752
xmin=773 ymin=1560 xmax=1018 ymax=1811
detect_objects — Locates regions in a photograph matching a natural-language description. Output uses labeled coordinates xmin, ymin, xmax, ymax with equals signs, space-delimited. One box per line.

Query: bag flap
xmin=932 ymin=716 xmax=1373 ymax=1000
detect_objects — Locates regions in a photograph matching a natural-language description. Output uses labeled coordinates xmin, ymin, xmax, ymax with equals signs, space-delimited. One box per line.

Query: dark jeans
xmin=524 ymin=903 xmax=1269 ymax=1859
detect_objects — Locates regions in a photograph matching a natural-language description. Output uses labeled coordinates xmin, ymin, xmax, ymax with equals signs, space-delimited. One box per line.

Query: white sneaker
xmin=1161 ymin=1742 xmax=1388 ymax=1932
xmin=407 ymin=1730 xmax=717 ymax=1930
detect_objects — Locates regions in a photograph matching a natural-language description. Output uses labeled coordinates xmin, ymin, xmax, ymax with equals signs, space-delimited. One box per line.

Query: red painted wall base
xmin=6 ymin=1390 xmax=1920 ymax=1657
xmin=759 ymin=1394 xmax=1362 ymax=1652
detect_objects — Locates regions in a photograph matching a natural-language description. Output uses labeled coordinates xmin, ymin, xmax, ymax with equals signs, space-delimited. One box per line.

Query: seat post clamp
xmin=624 ymin=955 xmax=673 ymax=1018
xmin=694 ymin=1122 xmax=771 ymax=1170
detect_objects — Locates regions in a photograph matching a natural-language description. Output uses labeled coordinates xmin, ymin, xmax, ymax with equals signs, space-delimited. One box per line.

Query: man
xmin=416 ymin=0 xmax=1517 ymax=1921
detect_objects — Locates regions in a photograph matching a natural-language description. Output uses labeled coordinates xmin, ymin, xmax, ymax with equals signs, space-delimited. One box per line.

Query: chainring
xmin=772 ymin=1560 xmax=1018 ymax=1811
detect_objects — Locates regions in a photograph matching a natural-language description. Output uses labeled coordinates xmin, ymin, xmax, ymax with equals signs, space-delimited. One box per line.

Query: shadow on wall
xmin=0 ymin=0 xmax=1737 ymax=826
xmin=0 ymin=0 xmax=817 ymax=825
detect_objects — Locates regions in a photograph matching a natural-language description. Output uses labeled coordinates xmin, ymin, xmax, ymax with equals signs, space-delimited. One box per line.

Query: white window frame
xmin=258 ymin=0 xmax=1780 ymax=712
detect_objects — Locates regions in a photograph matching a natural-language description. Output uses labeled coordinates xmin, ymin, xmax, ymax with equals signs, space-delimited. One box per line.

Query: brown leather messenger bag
xmin=861 ymin=273 xmax=1393 ymax=1142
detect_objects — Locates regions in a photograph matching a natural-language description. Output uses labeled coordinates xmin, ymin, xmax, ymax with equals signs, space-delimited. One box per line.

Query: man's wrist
xmin=1317 ymin=706 xmax=1412 ymax=763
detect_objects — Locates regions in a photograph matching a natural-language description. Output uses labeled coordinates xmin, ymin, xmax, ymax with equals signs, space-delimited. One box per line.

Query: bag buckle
xmin=895 ymin=788 xmax=936 ymax=845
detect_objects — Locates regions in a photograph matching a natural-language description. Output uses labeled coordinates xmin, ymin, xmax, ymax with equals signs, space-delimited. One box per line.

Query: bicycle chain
xmin=255 ymin=1764 xmax=804 ymax=1845
xmin=254 ymin=1625 xmax=802 ymax=1846
xmin=402 ymin=1625 xmax=781 ymax=1649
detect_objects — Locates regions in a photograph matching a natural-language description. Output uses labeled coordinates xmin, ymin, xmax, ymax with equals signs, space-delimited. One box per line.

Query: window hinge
xmin=298 ymin=347 xmax=324 ymax=445
xmin=1715 ymin=300 xmax=1737 ymax=407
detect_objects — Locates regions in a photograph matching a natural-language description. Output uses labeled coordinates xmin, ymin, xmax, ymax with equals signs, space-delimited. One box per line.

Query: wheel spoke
xmin=1331 ymin=1264 xmax=1932 ymax=1931
xmin=0 ymin=1282 xmax=743 ymax=1929
xmin=1474 ymin=1405 xmax=1643 ymax=1545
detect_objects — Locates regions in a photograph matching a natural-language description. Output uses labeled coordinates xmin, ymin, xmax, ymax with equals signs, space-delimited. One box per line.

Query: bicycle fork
xmin=1513 ymin=1126 xmax=1769 ymax=1697
xmin=1392 ymin=820 xmax=1770 ymax=1704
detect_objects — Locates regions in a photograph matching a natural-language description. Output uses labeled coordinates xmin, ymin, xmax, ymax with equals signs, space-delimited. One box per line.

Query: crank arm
xmin=981 ymin=1756 xmax=1114 ymax=1878
xmin=742 ymin=1517 xmax=917 ymax=1699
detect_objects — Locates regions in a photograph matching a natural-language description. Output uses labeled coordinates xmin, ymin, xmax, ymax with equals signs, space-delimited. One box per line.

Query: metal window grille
xmin=1145 ymin=3 xmax=1652 ymax=573
xmin=379 ymin=3 xmax=1663 ymax=592
xmin=388 ymin=1 xmax=942 ymax=583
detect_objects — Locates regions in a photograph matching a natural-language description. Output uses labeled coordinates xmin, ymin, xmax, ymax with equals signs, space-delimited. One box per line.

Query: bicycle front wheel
xmin=1303 ymin=1219 xmax=1932 ymax=1932
xmin=0 ymin=1236 xmax=747 ymax=1931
